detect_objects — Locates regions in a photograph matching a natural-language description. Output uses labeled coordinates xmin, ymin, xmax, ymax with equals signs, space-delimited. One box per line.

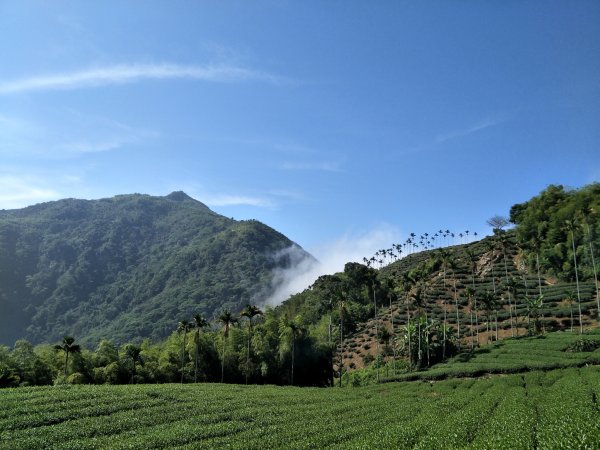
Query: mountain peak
xmin=165 ymin=191 xmax=193 ymax=201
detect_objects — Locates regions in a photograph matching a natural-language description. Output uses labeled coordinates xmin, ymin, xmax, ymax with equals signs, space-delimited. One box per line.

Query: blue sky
xmin=1 ymin=1 xmax=599 ymax=265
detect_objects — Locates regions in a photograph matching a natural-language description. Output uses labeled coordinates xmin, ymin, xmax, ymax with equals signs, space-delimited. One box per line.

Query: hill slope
xmin=0 ymin=192 xmax=312 ymax=345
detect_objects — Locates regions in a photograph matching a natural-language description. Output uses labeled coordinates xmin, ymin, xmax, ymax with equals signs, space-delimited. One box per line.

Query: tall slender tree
xmin=192 ymin=313 xmax=209 ymax=383
xmin=217 ymin=310 xmax=237 ymax=383
xmin=240 ymin=304 xmax=263 ymax=384
xmin=465 ymin=249 xmax=480 ymax=343
xmin=279 ymin=316 xmax=303 ymax=386
xmin=565 ymin=219 xmax=583 ymax=334
xmin=177 ymin=320 xmax=194 ymax=383
xmin=580 ymin=207 xmax=599 ymax=324
xmin=504 ymin=277 xmax=521 ymax=337
xmin=54 ymin=336 xmax=81 ymax=377
xmin=123 ymin=343 xmax=143 ymax=384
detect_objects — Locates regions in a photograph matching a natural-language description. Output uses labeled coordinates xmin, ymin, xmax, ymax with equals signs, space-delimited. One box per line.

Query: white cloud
xmin=265 ymin=224 xmax=402 ymax=305
xmin=0 ymin=63 xmax=286 ymax=95
xmin=203 ymin=194 xmax=275 ymax=208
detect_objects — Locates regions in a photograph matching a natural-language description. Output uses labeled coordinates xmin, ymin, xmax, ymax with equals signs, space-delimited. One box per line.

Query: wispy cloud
xmin=0 ymin=63 xmax=287 ymax=95
xmin=396 ymin=115 xmax=508 ymax=156
xmin=0 ymin=112 xmax=155 ymax=157
xmin=279 ymin=161 xmax=343 ymax=172
xmin=434 ymin=117 xmax=506 ymax=144
xmin=203 ymin=194 xmax=275 ymax=208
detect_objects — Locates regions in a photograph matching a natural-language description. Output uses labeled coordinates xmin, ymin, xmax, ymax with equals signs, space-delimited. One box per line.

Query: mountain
xmin=0 ymin=192 xmax=313 ymax=346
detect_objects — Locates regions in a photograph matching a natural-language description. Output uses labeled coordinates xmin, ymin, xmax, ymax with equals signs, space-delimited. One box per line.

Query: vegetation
xmin=3 ymin=184 xmax=599 ymax=388
xmin=1 ymin=366 xmax=599 ymax=449
xmin=0 ymin=192 xmax=312 ymax=346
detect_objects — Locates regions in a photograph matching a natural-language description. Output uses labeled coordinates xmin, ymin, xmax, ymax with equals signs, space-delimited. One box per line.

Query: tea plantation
xmin=2 ymin=364 xmax=599 ymax=448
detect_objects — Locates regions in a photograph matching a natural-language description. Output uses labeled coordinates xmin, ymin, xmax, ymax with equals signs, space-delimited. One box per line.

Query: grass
xmin=1 ymin=367 xmax=600 ymax=449
xmin=385 ymin=329 xmax=600 ymax=382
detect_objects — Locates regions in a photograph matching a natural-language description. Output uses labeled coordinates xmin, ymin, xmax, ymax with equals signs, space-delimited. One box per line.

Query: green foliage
xmin=1 ymin=367 xmax=599 ymax=448
xmin=0 ymin=192 xmax=312 ymax=345
xmin=510 ymin=183 xmax=600 ymax=282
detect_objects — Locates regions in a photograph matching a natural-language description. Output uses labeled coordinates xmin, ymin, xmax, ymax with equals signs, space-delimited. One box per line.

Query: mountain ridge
xmin=0 ymin=192 xmax=313 ymax=346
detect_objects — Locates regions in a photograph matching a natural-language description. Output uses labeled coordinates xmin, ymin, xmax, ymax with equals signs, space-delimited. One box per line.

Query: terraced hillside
xmin=339 ymin=233 xmax=599 ymax=371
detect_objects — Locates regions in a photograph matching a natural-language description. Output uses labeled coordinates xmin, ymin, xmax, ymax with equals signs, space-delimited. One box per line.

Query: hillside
xmin=340 ymin=233 xmax=599 ymax=371
xmin=276 ymin=184 xmax=599 ymax=378
xmin=0 ymin=192 xmax=312 ymax=346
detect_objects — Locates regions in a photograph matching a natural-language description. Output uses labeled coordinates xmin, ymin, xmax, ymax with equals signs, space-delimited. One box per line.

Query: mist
xmin=266 ymin=224 xmax=402 ymax=306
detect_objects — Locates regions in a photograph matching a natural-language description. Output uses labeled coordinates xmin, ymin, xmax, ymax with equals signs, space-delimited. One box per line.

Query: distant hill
xmin=0 ymin=192 xmax=313 ymax=345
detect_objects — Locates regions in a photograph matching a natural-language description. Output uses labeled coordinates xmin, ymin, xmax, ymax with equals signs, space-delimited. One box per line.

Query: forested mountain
xmin=0 ymin=192 xmax=312 ymax=346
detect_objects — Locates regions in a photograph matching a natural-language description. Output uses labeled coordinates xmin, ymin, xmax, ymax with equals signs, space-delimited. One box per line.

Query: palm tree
xmin=177 ymin=320 xmax=194 ymax=383
xmin=465 ymin=249 xmax=480 ymax=343
xmin=123 ymin=343 xmax=143 ymax=384
xmin=564 ymin=291 xmax=577 ymax=332
xmin=504 ymin=277 xmax=520 ymax=337
xmin=279 ymin=316 xmax=303 ymax=385
xmin=240 ymin=304 xmax=263 ymax=384
xmin=580 ymin=207 xmax=599 ymax=324
xmin=218 ymin=310 xmax=238 ymax=383
xmin=448 ymin=256 xmax=461 ymax=343
xmin=54 ymin=336 xmax=81 ymax=377
xmin=398 ymin=273 xmax=414 ymax=371
xmin=564 ymin=219 xmax=583 ymax=334
xmin=192 ymin=313 xmax=209 ymax=383
xmin=479 ymin=291 xmax=492 ymax=342
xmin=371 ymin=279 xmax=381 ymax=383
xmin=465 ymin=287 xmax=476 ymax=350
xmin=438 ymin=249 xmax=452 ymax=358
xmin=483 ymin=238 xmax=496 ymax=282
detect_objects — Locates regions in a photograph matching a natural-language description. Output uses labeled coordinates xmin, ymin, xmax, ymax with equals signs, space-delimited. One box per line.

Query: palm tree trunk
xmin=291 ymin=335 xmax=295 ymax=386
xmin=246 ymin=324 xmax=252 ymax=385
xmin=495 ymin=311 xmax=499 ymax=341
xmin=390 ymin=295 xmax=396 ymax=375
xmin=470 ymin=309 xmax=474 ymax=350
xmin=442 ymin=267 xmax=447 ymax=359
xmin=585 ymin=223 xmax=599 ymax=324
xmin=221 ymin=337 xmax=226 ymax=383
xmin=471 ymin=270 xmax=479 ymax=345
xmin=502 ymin=245 xmax=515 ymax=337
xmin=180 ymin=333 xmax=187 ymax=384
xmin=64 ymin=352 xmax=69 ymax=377
xmin=570 ymin=230 xmax=583 ymax=334
xmin=194 ymin=333 xmax=199 ymax=383
xmin=453 ymin=279 xmax=460 ymax=342
xmin=407 ymin=301 xmax=412 ymax=371
xmin=373 ymin=284 xmax=380 ymax=383
xmin=339 ymin=315 xmax=344 ymax=388
xmin=570 ymin=303 xmax=574 ymax=333
xmin=536 ymin=252 xmax=545 ymax=333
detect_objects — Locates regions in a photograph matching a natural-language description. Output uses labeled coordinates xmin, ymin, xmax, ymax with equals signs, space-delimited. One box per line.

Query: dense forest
xmin=0 ymin=183 xmax=598 ymax=388
xmin=0 ymin=192 xmax=312 ymax=345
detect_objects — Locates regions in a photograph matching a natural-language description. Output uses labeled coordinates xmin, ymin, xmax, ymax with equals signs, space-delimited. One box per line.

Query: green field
xmin=2 ymin=365 xmax=600 ymax=449
xmin=386 ymin=329 xmax=600 ymax=382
